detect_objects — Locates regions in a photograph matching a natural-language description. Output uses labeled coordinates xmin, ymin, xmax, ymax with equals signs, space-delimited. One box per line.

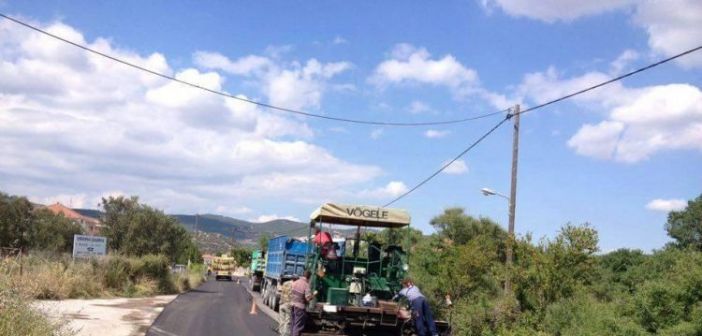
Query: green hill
xmin=74 ymin=209 xmax=310 ymax=243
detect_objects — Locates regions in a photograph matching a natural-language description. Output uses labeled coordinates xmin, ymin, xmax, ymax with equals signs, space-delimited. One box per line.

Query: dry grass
xmin=0 ymin=253 xmax=205 ymax=336
xmin=2 ymin=253 xmax=205 ymax=300
xmin=175 ymin=264 xmax=206 ymax=292
xmin=0 ymin=263 xmax=73 ymax=336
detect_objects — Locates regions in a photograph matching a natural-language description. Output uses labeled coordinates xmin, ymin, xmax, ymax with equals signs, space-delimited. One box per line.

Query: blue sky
xmin=0 ymin=0 xmax=700 ymax=252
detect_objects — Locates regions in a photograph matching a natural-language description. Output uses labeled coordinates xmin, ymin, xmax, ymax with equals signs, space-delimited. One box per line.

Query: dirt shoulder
xmin=34 ymin=295 xmax=176 ymax=336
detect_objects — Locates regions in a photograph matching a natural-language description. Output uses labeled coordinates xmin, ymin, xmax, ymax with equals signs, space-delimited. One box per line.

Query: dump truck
xmin=260 ymin=235 xmax=310 ymax=311
xmin=212 ymin=255 xmax=235 ymax=281
xmin=301 ymin=203 xmax=451 ymax=336
xmin=250 ymin=249 xmax=265 ymax=292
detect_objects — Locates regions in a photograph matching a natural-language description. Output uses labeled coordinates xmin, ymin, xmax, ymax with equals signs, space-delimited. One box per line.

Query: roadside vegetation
xmin=2 ymin=254 xmax=203 ymax=300
xmin=1 ymin=192 xmax=206 ymax=335
xmin=0 ymin=272 xmax=72 ymax=336
xmin=399 ymin=194 xmax=702 ymax=335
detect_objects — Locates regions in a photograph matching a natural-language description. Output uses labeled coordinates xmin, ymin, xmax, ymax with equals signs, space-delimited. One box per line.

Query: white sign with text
xmin=72 ymin=234 xmax=107 ymax=258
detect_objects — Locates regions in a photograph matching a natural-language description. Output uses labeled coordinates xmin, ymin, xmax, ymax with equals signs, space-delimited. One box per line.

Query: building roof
xmin=45 ymin=202 xmax=100 ymax=224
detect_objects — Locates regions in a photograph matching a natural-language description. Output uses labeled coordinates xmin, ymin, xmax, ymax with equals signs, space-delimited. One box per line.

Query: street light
xmin=481 ymin=187 xmax=509 ymax=201
xmin=482 ymin=186 xmax=516 ymax=294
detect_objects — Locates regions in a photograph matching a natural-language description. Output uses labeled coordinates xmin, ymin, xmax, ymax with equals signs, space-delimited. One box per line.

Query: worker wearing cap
xmin=397 ymin=278 xmax=438 ymax=336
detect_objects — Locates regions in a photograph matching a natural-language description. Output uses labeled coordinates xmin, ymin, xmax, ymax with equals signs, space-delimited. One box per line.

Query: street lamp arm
xmin=481 ymin=187 xmax=510 ymax=201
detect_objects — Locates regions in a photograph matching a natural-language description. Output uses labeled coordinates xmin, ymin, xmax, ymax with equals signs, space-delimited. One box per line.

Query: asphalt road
xmin=147 ymin=277 xmax=279 ymax=336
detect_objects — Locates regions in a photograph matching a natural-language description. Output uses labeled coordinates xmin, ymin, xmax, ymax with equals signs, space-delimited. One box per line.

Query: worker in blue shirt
xmin=396 ymin=278 xmax=439 ymax=336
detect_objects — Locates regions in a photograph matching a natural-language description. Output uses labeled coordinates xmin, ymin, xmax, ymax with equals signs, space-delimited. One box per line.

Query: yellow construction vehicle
xmin=212 ymin=255 xmax=236 ymax=281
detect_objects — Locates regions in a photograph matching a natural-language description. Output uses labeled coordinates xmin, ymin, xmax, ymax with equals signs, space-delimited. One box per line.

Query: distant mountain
xmin=191 ymin=231 xmax=237 ymax=254
xmin=74 ymin=209 xmax=310 ymax=244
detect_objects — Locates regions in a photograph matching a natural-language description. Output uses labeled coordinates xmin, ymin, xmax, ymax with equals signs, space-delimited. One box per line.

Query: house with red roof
xmin=44 ymin=202 xmax=103 ymax=236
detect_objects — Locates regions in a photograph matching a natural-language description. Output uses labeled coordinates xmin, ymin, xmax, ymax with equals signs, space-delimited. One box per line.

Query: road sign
xmin=72 ymin=234 xmax=107 ymax=258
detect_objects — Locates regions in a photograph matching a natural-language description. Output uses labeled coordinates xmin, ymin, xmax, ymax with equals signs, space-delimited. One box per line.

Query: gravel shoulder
xmin=34 ymin=295 xmax=176 ymax=336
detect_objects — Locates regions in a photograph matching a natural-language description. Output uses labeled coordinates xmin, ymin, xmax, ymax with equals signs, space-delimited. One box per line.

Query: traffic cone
xmin=250 ymin=299 xmax=258 ymax=315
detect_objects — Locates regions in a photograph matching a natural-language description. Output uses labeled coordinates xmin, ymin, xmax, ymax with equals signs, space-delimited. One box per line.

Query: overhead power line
xmin=515 ymin=44 xmax=702 ymax=118
xmin=384 ymin=115 xmax=511 ymax=207
xmin=0 ymin=12 xmax=506 ymax=127
xmin=385 ymin=44 xmax=702 ymax=206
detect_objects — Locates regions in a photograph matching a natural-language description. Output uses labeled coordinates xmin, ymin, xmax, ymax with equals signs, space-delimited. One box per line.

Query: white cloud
xmin=370 ymin=128 xmax=384 ymax=140
xmin=31 ymin=193 xmax=88 ymax=208
xmin=481 ymin=0 xmax=634 ymax=22
xmin=216 ymin=205 xmax=252 ymax=215
xmin=514 ymin=59 xmax=702 ymax=162
xmin=646 ymin=198 xmax=687 ymax=212
xmin=516 ymin=66 xmax=636 ymax=109
xmin=409 ymin=100 xmax=433 ymax=114
xmin=0 ymin=18 xmax=382 ymax=215
xmin=193 ymin=52 xmax=272 ymax=75
xmin=332 ymin=36 xmax=347 ymax=45
xmin=443 ymin=160 xmax=468 ymax=175
xmin=371 ymin=44 xmax=479 ymax=98
xmin=482 ymin=0 xmax=701 ymax=68
xmin=196 ymin=52 xmax=352 ymax=110
xmin=610 ymin=49 xmax=640 ymax=75
xmin=634 ymin=0 xmax=702 ymax=68
xmin=252 ymin=214 xmax=301 ymax=223
xmin=424 ymin=129 xmax=451 ymax=139
xmin=567 ymin=84 xmax=702 ymax=162
xmin=512 ymin=63 xmax=702 ymax=161
xmin=359 ymin=181 xmax=409 ymax=199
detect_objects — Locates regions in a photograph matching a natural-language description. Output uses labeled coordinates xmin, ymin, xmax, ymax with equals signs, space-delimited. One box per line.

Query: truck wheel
xmin=272 ymin=292 xmax=279 ymax=311
xmin=268 ymin=285 xmax=278 ymax=310
xmin=263 ymin=284 xmax=270 ymax=305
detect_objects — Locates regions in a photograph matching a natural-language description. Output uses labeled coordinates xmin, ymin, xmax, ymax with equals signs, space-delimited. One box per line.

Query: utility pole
xmin=505 ymin=104 xmax=520 ymax=294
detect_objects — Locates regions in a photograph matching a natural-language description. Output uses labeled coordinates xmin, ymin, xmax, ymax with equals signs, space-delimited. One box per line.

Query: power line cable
xmin=515 ymin=44 xmax=702 ymax=118
xmin=384 ymin=115 xmax=511 ymax=207
xmin=384 ymin=44 xmax=702 ymax=206
xmin=0 ymin=12 xmax=506 ymax=127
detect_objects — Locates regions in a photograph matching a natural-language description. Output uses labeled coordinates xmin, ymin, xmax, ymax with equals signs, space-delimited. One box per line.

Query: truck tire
xmin=269 ymin=284 xmax=277 ymax=309
xmin=272 ymin=291 xmax=280 ymax=311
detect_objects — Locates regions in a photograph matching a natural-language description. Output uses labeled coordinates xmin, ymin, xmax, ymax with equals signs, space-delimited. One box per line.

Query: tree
xmin=429 ymin=207 xmax=506 ymax=246
xmin=665 ymin=194 xmax=702 ymax=250
xmin=258 ymin=232 xmax=271 ymax=251
xmin=100 ymin=196 xmax=140 ymax=252
xmin=32 ymin=209 xmax=83 ymax=253
xmin=0 ymin=192 xmax=83 ymax=252
xmin=230 ymin=245 xmax=253 ymax=268
xmin=99 ymin=195 xmax=201 ymax=263
xmin=0 ymin=192 xmax=33 ymax=249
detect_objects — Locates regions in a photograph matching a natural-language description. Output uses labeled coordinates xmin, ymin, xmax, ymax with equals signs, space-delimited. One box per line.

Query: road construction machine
xmin=212 ymin=254 xmax=235 ymax=281
xmin=301 ymin=203 xmax=451 ymax=336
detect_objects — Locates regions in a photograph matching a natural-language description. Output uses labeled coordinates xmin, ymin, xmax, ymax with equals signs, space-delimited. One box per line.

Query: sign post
xmin=72 ymin=234 xmax=107 ymax=259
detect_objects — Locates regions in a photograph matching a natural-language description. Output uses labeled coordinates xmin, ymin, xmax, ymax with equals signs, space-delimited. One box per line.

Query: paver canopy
xmin=310 ymin=203 xmax=410 ymax=228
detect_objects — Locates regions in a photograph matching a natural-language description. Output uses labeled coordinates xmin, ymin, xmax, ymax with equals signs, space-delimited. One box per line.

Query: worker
xmin=313 ymin=227 xmax=336 ymax=259
xmin=278 ymin=278 xmax=295 ymax=336
xmin=290 ymin=270 xmax=317 ymax=336
xmin=396 ymin=278 xmax=438 ymax=336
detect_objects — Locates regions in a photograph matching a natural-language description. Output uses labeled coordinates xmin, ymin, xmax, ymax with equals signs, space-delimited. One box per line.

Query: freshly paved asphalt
xmin=147 ymin=277 xmax=278 ymax=336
